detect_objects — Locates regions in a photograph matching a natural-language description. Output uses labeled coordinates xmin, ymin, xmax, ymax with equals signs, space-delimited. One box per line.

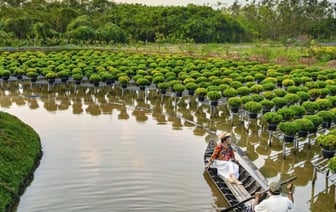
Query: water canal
xmin=1 ymin=80 xmax=334 ymax=212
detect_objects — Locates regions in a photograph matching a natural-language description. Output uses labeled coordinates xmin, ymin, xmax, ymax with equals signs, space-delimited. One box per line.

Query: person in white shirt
xmin=253 ymin=181 xmax=294 ymax=212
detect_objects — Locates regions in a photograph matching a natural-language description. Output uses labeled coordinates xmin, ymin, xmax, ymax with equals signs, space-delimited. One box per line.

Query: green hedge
xmin=0 ymin=112 xmax=42 ymax=211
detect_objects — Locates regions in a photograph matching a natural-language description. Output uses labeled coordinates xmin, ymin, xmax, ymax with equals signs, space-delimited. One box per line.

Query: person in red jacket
xmin=207 ymin=131 xmax=241 ymax=184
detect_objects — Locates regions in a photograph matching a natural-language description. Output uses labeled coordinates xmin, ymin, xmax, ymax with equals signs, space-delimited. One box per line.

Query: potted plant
xmin=296 ymin=91 xmax=311 ymax=103
xmin=207 ymin=91 xmax=222 ymax=106
xmin=72 ymin=73 xmax=83 ymax=85
xmin=228 ymin=97 xmax=243 ymax=113
xmin=317 ymin=110 xmax=336 ymax=129
xmin=118 ymin=75 xmax=130 ymax=88
xmin=328 ymin=156 xmax=336 ymax=173
xmin=27 ymin=71 xmax=39 ymax=82
xmin=89 ymin=73 xmax=102 ymax=87
xmin=223 ymin=87 xmax=238 ymax=98
xmin=317 ymin=134 xmax=336 ymax=158
xmin=244 ymin=101 xmax=262 ymax=119
xmin=185 ymin=82 xmax=198 ymax=96
xmin=101 ymin=72 xmax=116 ymax=85
xmin=302 ymin=101 xmax=319 ymax=115
xmin=45 ymin=72 xmax=57 ymax=84
xmin=195 ymin=87 xmax=207 ymax=102
xmin=315 ymin=98 xmax=332 ymax=110
xmin=304 ymin=115 xmax=323 ymax=133
xmin=0 ymin=69 xmax=11 ymax=81
xmin=58 ymin=69 xmax=70 ymax=83
xmin=308 ymin=88 xmax=320 ymax=101
xmin=272 ymin=97 xmax=288 ymax=110
xmin=157 ymin=82 xmax=169 ymax=94
xmin=14 ymin=68 xmax=25 ymax=80
xmin=276 ymin=108 xmax=295 ymax=121
xmin=284 ymin=93 xmax=300 ymax=105
xmin=136 ymin=77 xmax=151 ymax=90
xmin=173 ymin=84 xmax=185 ymax=97
xmin=294 ymin=118 xmax=314 ymax=138
xmin=263 ymin=112 xmax=283 ymax=131
xmin=260 ymin=99 xmax=275 ymax=113
xmin=279 ymin=121 xmax=301 ymax=142
xmin=289 ymin=105 xmax=306 ymax=118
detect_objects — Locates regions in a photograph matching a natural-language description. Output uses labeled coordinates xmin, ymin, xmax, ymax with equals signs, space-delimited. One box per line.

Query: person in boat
xmin=207 ymin=131 xmax=242 ymax=184
xmin=253 ymin=181 xmax=294 ymax=212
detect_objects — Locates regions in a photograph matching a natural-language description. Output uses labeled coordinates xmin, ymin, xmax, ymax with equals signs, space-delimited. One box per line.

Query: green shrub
xmin=207 ymin=91 xmax=222 ymax=101
xmin=279 ymin=121 xmax=300 ymax=136
xmin=228 ymin=97 xmax=243 ymax=107
xmin=263 ymin=112 xmax=283 ymax=124
xmin=328 ymin=157 xmax=336 ymax=173
xmin=244 ymin=101 xmax=262 ymax=113
xmin=317 ymin=134 xmax=336 ymax=150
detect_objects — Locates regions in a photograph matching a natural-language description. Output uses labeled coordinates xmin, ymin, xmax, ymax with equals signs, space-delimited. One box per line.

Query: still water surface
xmin=0 ymin=81 xmax=335 ymax=212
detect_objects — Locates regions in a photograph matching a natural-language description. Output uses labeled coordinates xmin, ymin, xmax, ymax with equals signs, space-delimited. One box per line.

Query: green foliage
xmin=207 ymin=90 xmax=222 ymax=101
xmin=294 ymin=118 xmax=314 ymax=131
xmin=195 ymin=87 xmax=207 ymax=96
xmin=185 ymin=82 xmax=198 ymax=91
xmin=317 ymin=110 xmax=336 ymax=122
xmin=277 ymin=108 xmax=295 ymax=121
xmin=328 ymin=157 xmax=336 ymax=173
xmin=289 ymin=105 xmax=306 ymax=117
xmin=279 ymin=121 xmax=300 ymax=136
xmin=118 ymin=75 xmax=130 ymax=84
xmin=173 ymin=84 xmax=185 ymax=92
xmin=223 ymin=87 xmax=238 ymax=98
xmin=263 ymin=112 xmax=283 ymax=124
xmin=157 ymin=82 xmax=169 ymax=89
xmin=244 ymin=101 xmax=262 ymax=113
xmin=304 ymin=115 xmax=323 ymax=128
xmin=317 ymin=134 xmax=336 ymax=150
xmin=260 ymin=99 xmax=275 ymax=109
xmin=0 ymin=112 xmax=42 ymax=211
xmin=89 ymin=73 xmax=102 ymax=83
xmin=227 ymin=97 xmax=243 ymax=107
xmin=136 ymin=78 xmax=150 ymax=86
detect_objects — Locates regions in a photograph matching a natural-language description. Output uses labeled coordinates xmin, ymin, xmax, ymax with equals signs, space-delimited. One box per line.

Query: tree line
xmin=0 ymin=0 xmax=335 ymax=46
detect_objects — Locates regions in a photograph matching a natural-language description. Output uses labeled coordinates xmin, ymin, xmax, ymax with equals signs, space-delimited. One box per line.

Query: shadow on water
xmin=1 ymin=79 xmax=335 ymax=212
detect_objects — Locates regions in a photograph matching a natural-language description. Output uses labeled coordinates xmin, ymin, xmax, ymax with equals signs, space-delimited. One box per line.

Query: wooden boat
xmin=204 ymin=139 xmax=268 ymax=212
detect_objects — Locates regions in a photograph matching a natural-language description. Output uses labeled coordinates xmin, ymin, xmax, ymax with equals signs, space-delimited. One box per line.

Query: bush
xmin=263 ymin=112 xmax=283 ymax=124
xmin=118 ymin=75 xmax=130 ymax=84
xmin=294 ymin=118 xmax=314 ymax=131
xmin=289 ymin=105 xmax=306 ymax=117
xmin=328 ymin=157 xmax=336 ymax=173
xmin=260 ymin=99 xmax=275 ymax=110
xmin=173 ymin=84 xmax=185 ymax=92
xmin=228 ymin=97 xmax=243 ymax=107
xmin=277 ymin=108 xmax=295 ymax=121
xmin=279 ymin=121 xmax=301 ymax=136
xmin=136 ymin=78 xmax=150 ymax=86
xmin=317 ymin=134 xmax=336 ymax=150
xmin=207 ymin=91 xmax=222 ymax=101
xmin=223 ymin=87 xmax=238 ymax=98
xmin=302 ymin=101 xmax=319 ymax=114
xmin=304 ymin=115 xmax=323 ymax=128
xmin=157 ymin=82 xmax=169 ymax=89
xmin=272 ymin=97 xmax=288 ymax=108
xmin=315 ymin=98 xmax=332 ymax=110
xmin=195 ymin=87 xmax=207 ymax=96
xmin=244 ymin=101 xmax=262 ymax=113
xmin=317 ymin=110 xmax=336 ymax=122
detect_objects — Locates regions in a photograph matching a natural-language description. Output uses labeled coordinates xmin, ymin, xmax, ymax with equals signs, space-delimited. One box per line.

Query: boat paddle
xmin=219 ymin=176 xmax=297 ymax=212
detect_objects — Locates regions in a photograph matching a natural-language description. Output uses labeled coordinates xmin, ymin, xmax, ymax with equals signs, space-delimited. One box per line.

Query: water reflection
xmin=1 ymin=80 xmax=335 ymax=212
